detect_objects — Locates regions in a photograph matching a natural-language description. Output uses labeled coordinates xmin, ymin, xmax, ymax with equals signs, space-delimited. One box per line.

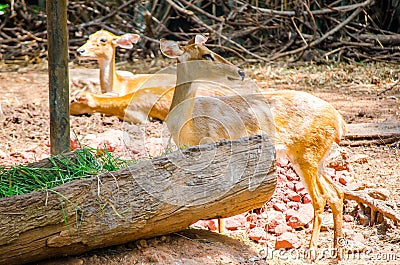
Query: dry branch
xmin=1 ymin=0 xmax=399 ymax=63
xmin=0 ymin=134 xmax=276 ymax=265
xmin=344 ymin=189 xmax=400 ymax=224
xmin=342 ymin=122 xmax=400 ymax=146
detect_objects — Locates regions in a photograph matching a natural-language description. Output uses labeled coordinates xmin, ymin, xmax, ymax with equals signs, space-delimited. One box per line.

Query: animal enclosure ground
xmin=0 ymin=60 xmax=399 ymax=265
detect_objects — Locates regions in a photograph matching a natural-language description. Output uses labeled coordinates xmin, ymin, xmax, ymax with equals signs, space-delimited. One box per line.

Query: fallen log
xmin=342 ymin=122 xmax=400 ymax=146
xmin=0 ymin=134 xmax=276 ymax=265
xmin=358 ymin=34 xmax=400 ymax=46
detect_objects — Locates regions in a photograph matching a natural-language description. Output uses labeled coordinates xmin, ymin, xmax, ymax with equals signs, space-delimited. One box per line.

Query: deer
xmin=160 ymin=35 xmax=346 ymax=256
xmin=71 ymin=29 xmax=176 ymax=118
xmin=70 ymin=82 xmax=229 ymax=124
xmin=75 ymin=29 xmax=179 ymax=96
xmin=71 ymin=31 xmax=257 ymax=123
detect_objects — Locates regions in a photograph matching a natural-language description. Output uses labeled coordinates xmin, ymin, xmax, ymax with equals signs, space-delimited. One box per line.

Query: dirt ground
xmin=0 ymin=59 xmax=399 ymax=265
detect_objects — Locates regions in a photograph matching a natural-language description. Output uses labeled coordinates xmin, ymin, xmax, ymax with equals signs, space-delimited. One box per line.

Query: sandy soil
xmin=0 ymin=60 xmax=399 ymax=265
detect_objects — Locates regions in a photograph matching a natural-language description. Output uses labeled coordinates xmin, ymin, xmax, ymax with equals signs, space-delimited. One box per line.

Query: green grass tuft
xmin=0 ymin=148 xmax=132 ymax=198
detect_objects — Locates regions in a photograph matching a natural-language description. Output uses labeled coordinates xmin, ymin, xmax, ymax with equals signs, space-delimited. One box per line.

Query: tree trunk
xmin=0 ymin=135 xmax=276 ymax=265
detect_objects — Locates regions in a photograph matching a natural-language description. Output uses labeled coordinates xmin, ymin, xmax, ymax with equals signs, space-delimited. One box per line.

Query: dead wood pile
xmin=1 ymin=0 xmax=400 ymax=63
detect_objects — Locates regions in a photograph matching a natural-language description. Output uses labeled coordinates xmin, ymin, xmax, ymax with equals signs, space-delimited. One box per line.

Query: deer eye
xmin=202 ymin=54 xmax=214 ymax=61
xmin=99 ymin=38 xmax=107 ymax=43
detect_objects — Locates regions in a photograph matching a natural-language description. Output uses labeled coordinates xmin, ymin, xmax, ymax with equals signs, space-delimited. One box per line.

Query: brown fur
xmin=160 ymin=35 xmax=346 ymax=256
xmin=71 ymin=31 xmax=231 ymax=123
xmin=76 ymin=30 xmax=150 ymax=95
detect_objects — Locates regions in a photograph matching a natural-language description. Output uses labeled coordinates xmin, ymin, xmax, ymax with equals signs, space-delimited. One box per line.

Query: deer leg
xmin=321 ymin=172 xmax=344 ymax=250
xmin=307 ymin=181 xmax=327 ymax=251
xmin=290 ymin=160 xmax=328 ymax=251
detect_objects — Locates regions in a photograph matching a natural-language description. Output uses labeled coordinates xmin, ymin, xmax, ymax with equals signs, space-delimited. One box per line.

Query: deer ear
xmin=187 ymin=36 xmax=196 ymax=45
xmin=194 ymin=35 xmax=208 ymax=46
xmin=114 ymin=34 xmax=140 ymax=49
xmin=160 ymin=39 xmax=184 ymax=58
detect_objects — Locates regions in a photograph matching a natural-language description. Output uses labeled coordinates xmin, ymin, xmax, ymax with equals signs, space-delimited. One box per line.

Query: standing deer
xmin=160 ymin=35 xmax=346 ymax=255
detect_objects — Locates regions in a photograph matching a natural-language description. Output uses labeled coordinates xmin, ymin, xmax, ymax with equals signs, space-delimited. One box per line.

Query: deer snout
xmin=238 ymin=69 xmax=245 ymax=81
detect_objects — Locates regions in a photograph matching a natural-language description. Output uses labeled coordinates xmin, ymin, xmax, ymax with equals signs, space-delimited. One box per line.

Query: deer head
xmin=77 ymin=30 xmax=140 ymax=60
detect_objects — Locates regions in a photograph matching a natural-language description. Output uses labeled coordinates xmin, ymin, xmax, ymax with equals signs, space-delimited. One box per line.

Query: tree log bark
xmin=342 ymin=122 xmax=400 ymax=146
xmin=0 ymin=135 xmax=276 ymax=265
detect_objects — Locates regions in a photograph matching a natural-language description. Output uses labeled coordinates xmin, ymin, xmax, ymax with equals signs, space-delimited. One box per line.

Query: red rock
xmin=21 ymin=151 xmax=35 ymax=161
xmin=96 ymin=140 xmax=116 ymax=155
xmin=298 ymin=189 xmax=309 ymax=197
xmin=277 ymin=173 xmax=288 ymax=182
xmin=302 ymin=194 xmax=312 ymax=204
xmin=225 ymin=215 xmax=246 ymax=231
xmin=294 ymin=182 xmax=305 ymax=193
xmin=287 ymin=204 xmax=314 ymax=229
xmin=248 ymin=227 xmax=267 ymax=242
xmin=287 ymin=191 xmax=302 ymax=202
xmin=191 ymin=220 xmax=207 ymax=229
xmin=339 ymin=175 xmax=352 ymax=186
xmin=275 ymin=232 xmax=302 ymax=249
xmin=204 ymin=220 xmax=217 ymax=231
xmin=343 ymin=214 xmax=354 ymax=222
xmin=246 ymin=213 xmax=258 ymax=229
xmin=286 ymin=182 xmax=295 ymax=191
xmin=286 ymin=201 xmax=299 ymax=209
xmin=265 ymin=210 xmax=286 ymax=232
xmin=286 ymin=171 xmax=299 ymax=181
xmin=273 ymin=202 xmax=288 ymax=212
xmin=285 ymin=208 xmax=297 ymax=221
xmin=70 ymin=137 xmax=80 ymax=151
xmin=274 ymin=223 xmax=293 ymax=236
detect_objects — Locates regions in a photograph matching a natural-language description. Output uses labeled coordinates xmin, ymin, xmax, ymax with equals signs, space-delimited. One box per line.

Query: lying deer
xmin=71 ymin=32 xmax=256 ymax=123
xmin=75 ymin=29 xmax=176 ymax=95
xmin=71 ymin=29 xmax=177 ymax=118
xmin=160 ymin=35 xmax=346 ymax=255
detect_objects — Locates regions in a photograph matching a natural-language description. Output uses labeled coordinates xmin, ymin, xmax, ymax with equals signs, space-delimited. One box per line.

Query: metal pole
xmin=46 ymin=0 xmax=70 ymax=155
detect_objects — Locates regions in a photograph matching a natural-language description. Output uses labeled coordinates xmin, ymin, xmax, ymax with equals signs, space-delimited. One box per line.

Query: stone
xmin=287 ymin=191 xmax=302 ymax=202
xmin=287 ymin=204 xmax=314 ymax=229
xmin=294 ymin=182 xmax=305 ymax=193
xmin=273 ymin=202 xmax=288 ymax=212
xmin=225 ymin=215 xmax=247 ymax=231
xmin=274 ymin=223 xmax=293 ymax=236
xmin=275 ymin=232 xmax=302 ymax=249
xmin=248 ymin=227 xmax=267 ymax=242
xmin=286 ymin=171 xmax=299 ymax=181
xmin=302 ymin=194 xmax=312 ymax=204
xmin=265 ymin=210 xmax=286 ymax=232
xmin=286 ymin=201 xmax=300 ymax=209
xmin=338 ymin=174 xmax=351 ymax=186
xmin=286 ymin=182 xmax=295 ymax=191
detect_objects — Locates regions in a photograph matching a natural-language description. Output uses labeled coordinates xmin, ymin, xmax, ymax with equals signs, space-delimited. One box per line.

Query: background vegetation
xmin=1 ymin=0 xmax=400 ymax=64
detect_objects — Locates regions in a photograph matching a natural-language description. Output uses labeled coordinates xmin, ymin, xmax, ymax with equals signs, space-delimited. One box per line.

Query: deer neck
xmin=98 ymin=53 xmax=120 ymax=93
xmin=169 ymin=64 xmax=199 ymax=114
